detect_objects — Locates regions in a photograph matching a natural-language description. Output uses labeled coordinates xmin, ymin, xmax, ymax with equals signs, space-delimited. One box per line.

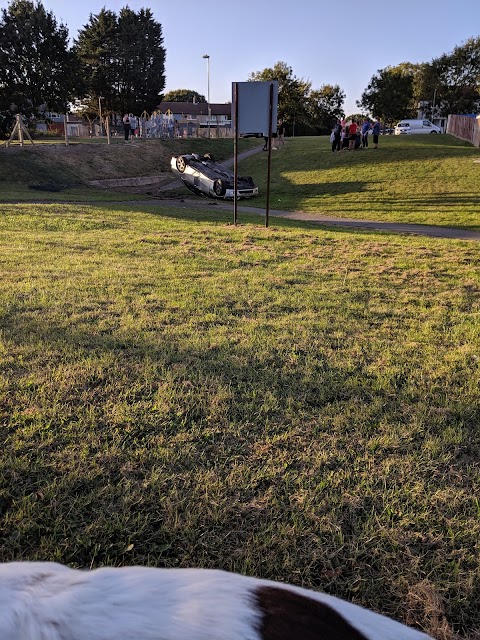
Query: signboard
xmin=232 ymin=81 xmax=278 ymax=135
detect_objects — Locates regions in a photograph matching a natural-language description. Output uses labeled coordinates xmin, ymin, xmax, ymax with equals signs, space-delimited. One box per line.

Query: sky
xmin=2 ymin=0 xmax=480 ymax=115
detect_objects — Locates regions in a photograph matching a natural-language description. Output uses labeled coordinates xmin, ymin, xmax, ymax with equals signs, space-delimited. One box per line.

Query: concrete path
xmin=131 ymin=197 xmax=480 ymax=241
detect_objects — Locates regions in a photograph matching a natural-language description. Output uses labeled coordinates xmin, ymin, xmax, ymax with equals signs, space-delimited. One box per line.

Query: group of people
xmin=331 ymin=118 xmax=381 ymax=152
xmin=262 ymin=119 xmax=286 ymax=151
xmin=122 ymin=113 xmax=139 ymax=142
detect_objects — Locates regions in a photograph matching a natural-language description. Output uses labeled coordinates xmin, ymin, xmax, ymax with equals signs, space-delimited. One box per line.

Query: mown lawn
xmin=239 ymin=134 xmax=480 ymax=231
xmin=1 ymin=201 xmax=479 ymax=639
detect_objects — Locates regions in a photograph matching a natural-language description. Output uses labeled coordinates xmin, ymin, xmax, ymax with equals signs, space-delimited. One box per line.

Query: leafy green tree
xmin=357 ymin=64 xmax=417 ymax=124
xmin=308 ymin=84 xmax=345 ymax=132
xmin=163 ymin=89 xmax=206 ymax=103
xmin=75 ymin=6 xmax=166 ymax=115
xmin=248 ymin=61 xmax=311 ymax=130
xmin=74 ymin=9 xmax=117 ymax=112
xmin=0 ymin=0 xmax=79 ymax=118
xmin=344 ymin=113 xmax=366 ymax=123
xmin=416 ymin=38 xmax=480 ymax=117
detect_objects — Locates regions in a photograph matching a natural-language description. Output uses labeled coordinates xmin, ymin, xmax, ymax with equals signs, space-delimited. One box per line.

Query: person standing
xmin=122 ymin=113 xmax=131 ymax=142
xmin=129 ymin=114 xmax=137 ymax=142
xmin=361 ymin=118 xmax=371 ymax=148
xmin=332 ymin=119 xmax=342 ymax=152
xmin=277 ymin=119 xmax=286 ymax=148
xmin=348 ymin=119 xmax=358 ymax=150
xmin=372 ymin=118 xmax=381 ymax=148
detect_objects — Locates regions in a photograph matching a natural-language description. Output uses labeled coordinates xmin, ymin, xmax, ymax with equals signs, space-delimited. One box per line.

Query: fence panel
xmin=447 ymin=114 xmax=480 ymax=146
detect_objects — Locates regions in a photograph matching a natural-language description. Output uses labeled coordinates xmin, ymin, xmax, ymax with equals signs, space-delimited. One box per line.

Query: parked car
xmin=394 ymin=119 xmax=442 ymax=135
xmin=170 ymin=153 xmax=259 ymax=199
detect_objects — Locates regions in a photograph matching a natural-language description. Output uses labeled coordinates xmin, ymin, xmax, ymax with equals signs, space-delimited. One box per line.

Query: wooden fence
xmin=446 ymin=114 xmax=480 ymax=146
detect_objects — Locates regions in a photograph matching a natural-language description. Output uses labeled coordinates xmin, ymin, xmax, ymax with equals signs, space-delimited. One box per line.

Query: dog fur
xmin=0 ymin=562 xmax=432 ymax=639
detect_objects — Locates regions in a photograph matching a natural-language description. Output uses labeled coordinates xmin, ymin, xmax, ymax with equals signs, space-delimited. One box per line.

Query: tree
xmin=248 ymin=61 xmax=311 ymax=130
xmin=308 ymin=84 xmax=345 ymax=132
xmin=416 ymin=38 xmax=480 ymax=117
xmin=357 ymin=64 xmax=418 ymax=124
xmin=0 ymin=0 xmax=79 ymax=117
xmin=75 ymin=6 xmax=166 ymax=116
xmin=163 ymin=89 xmax=206 ymax=103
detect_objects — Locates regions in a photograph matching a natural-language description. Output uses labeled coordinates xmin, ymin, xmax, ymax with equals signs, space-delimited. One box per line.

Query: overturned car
xmin=170 ymin=153 xmax=259 ymax=200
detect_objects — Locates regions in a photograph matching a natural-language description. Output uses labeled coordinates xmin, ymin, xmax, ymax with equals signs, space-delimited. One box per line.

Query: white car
xmin=170 ymin=153 xmax=259 ymax=199
xmin=394 ymin=119 xmax=442 ymax=135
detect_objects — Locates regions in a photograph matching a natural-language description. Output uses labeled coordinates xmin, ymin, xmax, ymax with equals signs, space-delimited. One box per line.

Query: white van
xmin=394 ymin=119 xmax=442 ymax=135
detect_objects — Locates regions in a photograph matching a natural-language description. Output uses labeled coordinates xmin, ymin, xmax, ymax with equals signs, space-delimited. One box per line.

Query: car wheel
xmin=430 ymin=131 xmax=437 ymax=134
xmin=213 ymin=179 xmax=226 ymax=197
xmin=176 ymin=156 xmax=187 ymax=173
xmin=203 ymin=153 xmax=215 ymax=162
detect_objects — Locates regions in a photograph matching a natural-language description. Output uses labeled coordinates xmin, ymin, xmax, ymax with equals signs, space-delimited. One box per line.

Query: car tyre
xmin=430 ymin=131 xmax=438 ymax=134
xmin=203 ymin=153 xmax=215 ymax=162
xmin=213 ymin=178 xmax=226 ymax=197
xmin=176 ymin=156 xmax=187 ymax=173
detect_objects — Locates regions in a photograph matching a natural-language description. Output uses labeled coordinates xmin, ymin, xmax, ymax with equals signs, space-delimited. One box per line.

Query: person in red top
xmin=348 ymin=119 xmax=357 ymax=150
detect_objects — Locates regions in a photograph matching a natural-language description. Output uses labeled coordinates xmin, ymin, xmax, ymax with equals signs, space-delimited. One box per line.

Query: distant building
xmin=40 ymin=112 xmax=90 ymax=137
xmin=155 ymin=101 xmax=232 ymax=128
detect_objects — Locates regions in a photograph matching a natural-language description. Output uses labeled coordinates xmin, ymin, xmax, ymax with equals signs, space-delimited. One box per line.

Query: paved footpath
xmin=132 ymin=197 xmax=480 ymax=241
xmin=155 ymin=146 xmax=480 ymax=241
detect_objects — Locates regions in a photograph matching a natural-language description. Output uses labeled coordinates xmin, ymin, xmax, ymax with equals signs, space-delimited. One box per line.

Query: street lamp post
xmin=98 ymin=96 xmax=104 ymax=136
xmin=202 ymin=54 xmax=210 ymax=138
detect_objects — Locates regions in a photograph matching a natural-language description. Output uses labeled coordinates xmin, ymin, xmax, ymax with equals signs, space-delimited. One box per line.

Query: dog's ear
xmin=255 ymin=586 xmax=368 ymax=640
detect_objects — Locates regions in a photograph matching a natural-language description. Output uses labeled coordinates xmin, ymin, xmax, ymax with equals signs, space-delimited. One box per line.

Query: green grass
xmin=0 ymin=184 xmax=147 ymax=203
xmin=239 ymin=135 xmax=480 ymax=231
xmin=1 ymin=200 xmax=479 ymax=639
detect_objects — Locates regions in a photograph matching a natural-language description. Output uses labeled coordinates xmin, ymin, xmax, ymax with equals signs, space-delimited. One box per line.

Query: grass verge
xmin=238 ymin=134 xmax=480 ymax=231
xmin=0 ymin=201 xmax=479 ymax=638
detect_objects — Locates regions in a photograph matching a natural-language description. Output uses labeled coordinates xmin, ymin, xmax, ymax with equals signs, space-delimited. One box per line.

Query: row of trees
xmin=1 ymin=1 xmax=478 ymax=137
xmin=0 ymin=0 xmax=166 ymax=135
xmin=252 ymin=40 xmax=480 ymax=133
xmin=358 ymin=38 xmax=480 ymax=124
xmin=162 ymin=71 xmax=346 ymax=136
xmin=249 ymin=62 xmax=345 ymax=135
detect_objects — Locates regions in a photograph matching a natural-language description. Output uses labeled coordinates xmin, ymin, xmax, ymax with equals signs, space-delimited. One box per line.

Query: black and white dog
xmin=0 ymin=562 xmax=432 ymax=639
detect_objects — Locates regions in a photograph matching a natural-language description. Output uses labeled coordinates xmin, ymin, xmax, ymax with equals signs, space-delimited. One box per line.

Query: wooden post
xmin=4 ymin=114 xmax=34 ymax=147
xmin=18 ymin=114 xmax=24 ymax=146
xmin=106 ymin=115 xmax=111 ymax=145
xmin=64 ymin=114 xmax=69 ymax=146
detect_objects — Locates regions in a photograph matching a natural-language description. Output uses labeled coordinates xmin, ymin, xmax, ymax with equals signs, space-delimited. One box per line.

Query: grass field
xmin=238 ymin=134 xmax=480 ymax=231
xmin=1 ymin=194 xmax=479 ymax=639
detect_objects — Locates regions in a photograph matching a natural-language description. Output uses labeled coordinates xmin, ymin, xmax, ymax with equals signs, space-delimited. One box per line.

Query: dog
xmin=0 ymin=562 xmax=432 ymax=639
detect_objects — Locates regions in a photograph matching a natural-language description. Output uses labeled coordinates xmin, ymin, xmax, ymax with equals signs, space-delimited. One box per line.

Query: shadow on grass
xmin=2 ymin=301 xmax=480 ymax=624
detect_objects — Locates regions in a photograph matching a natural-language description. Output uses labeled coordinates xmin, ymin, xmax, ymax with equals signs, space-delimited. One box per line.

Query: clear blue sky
xmin=2 ymin=0 xmax=479 ymax=114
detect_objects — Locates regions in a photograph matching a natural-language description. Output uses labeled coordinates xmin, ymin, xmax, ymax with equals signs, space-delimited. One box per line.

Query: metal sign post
xmin=265 ymin=83 xmax=274 ymax=228
xmin=232 ymin=81 xmax=278 ymax=227
xmin=233 ymin=83 xmax=239 ymax=226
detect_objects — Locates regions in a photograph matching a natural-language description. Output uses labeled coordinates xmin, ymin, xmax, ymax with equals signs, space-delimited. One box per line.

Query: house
xmin=155 ymin=101 xmax=232 ymax=127
xmin=39 ymin=112 xmax=90 ymax=137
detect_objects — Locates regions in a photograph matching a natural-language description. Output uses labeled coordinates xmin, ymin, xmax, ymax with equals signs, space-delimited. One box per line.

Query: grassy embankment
xmin=238 ymin=134 xmax=480 ymax=230
xmin=1 ymin=134 xmax=480 ymax=638
xmin=0 ymin=137 xmax=260 ymax=202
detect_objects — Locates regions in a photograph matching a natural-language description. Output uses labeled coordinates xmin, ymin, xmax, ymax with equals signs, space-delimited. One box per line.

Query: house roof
xmin=156 ymin=102 xmax=232 ymax=116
